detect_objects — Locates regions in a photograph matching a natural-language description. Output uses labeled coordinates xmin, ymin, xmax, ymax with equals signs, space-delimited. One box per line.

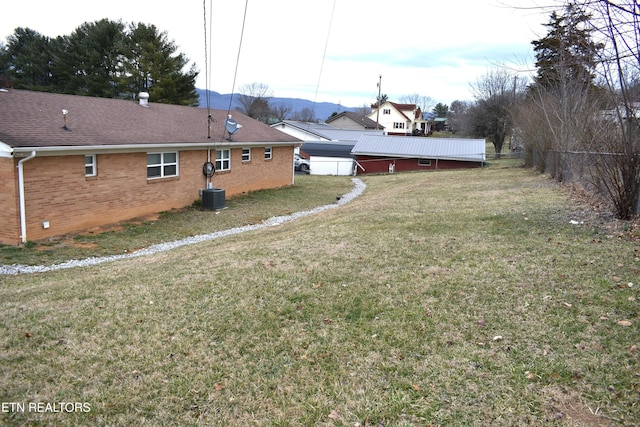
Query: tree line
xmin=446 ymin=1 xmax=639 ymax=220
xmin=0 ymin=19 xmax=199 ymax=105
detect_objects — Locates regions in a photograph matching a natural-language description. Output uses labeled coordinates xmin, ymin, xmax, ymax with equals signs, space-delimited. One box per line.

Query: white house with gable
xmin=368 ymin=101 xmax=431 ymax=136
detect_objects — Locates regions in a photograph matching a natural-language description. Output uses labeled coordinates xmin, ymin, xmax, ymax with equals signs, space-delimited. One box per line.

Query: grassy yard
xmin=1 ymin=163 xmax=638 ymax=426
xmin=0 ymin=175 xmax=354 ymax=267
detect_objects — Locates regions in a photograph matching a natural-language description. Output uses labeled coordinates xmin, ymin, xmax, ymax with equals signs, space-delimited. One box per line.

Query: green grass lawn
xmin=1 ymin=163 xmax=638 ymax=426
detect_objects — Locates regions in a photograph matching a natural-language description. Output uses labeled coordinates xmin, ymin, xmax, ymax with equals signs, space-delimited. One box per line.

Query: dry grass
xmin=0 ymin=175 xmax=354 ymax=266
xmin=1 ymin=163 xmax=639 ymax=426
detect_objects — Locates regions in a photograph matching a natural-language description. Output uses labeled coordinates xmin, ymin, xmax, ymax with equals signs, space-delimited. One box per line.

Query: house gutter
xmin=17 ymin=150 xmax=36 ymax=244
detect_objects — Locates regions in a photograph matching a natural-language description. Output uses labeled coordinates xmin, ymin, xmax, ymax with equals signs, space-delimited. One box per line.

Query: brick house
xmin=0 ymin=89 xmax=300 ymax=245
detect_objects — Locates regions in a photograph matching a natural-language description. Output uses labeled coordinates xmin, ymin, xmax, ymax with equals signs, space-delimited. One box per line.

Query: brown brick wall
xmin=0 ymin=158 xmax=20 ymax=245
xmin=211 ymin=146 xmax=294 ymax=195
xmin=7 ymin=146 xmax=293 ymax=243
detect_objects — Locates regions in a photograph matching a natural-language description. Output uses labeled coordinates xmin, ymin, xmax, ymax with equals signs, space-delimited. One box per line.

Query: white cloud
xmin=1 ymin=0 xmax=556 ymax=107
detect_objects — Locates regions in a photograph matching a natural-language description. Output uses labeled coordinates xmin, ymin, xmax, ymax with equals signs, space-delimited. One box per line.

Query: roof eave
xmin=0 ymin=141 xmax=13 ymax=158
xmin=11 ymin=140 xmax=296 ymax=156
xmin=351 ymin=152 xmax=485 ymax=162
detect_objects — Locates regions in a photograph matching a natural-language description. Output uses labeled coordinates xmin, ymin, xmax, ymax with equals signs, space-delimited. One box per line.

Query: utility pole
xmin=375 ymin=75 xmax=382 ymax=130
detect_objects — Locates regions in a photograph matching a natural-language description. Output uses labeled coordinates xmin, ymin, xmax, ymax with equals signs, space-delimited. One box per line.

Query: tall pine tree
xmin=3 ymin=27 xmax=54 ymax=90
xmin=123 ymin=22 xmax=198 ymax=106
xmin=531 ymin=2 xmax=602 ymax=91
xmin=0 ymin=20 xmax=198 ymax=105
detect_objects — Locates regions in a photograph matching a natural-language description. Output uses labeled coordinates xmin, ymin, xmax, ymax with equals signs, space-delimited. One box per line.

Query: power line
xmin=227 ymin=0 xmax=250 ymax=118
xmin=203 ymin=0 xmax=212 ymax=138
xmin=311 ymin=0 xmax=337 ymax=121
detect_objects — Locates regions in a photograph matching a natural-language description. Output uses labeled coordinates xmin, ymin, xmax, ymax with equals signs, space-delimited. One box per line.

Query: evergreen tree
xmin=531 ymin=2 xmax=602 ymax=91
xmin=60 ymin=19 xmax=127 ymax=97
xmin=432 ymin=103 xmax=449 ymax=118
xmin=3 ymin=27 xmax=54 ymax=90
xmin=1 ymin=20 xmax=198 ymax=105
xmin=123 ymin=22 xmax=198 ymax=105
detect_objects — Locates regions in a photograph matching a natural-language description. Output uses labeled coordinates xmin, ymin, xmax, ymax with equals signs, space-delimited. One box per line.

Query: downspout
xmin=17 ymin=151 xmax=36 ymax=244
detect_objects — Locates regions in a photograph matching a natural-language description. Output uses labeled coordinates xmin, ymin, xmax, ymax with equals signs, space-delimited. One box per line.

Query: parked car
xmin=295 ymin=153 xmax=310 ymax=173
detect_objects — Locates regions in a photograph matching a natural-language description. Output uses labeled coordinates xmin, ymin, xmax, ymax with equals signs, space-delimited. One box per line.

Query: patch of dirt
xmin=561 ymin=182 xmax=640 ymax=242
xmin=35 ymin=214 xmax=161 ymax=250
xmin=36 ymin=241 xmax=98 ymax=251
xmin=544 ymin=386 xmax=613 ymax=426
xmin=81 ymin=213 xmax=161 ymax=236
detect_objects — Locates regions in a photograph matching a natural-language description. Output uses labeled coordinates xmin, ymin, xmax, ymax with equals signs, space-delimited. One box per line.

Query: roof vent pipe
xmin=138 ymin=92 xmax=150 ymax=107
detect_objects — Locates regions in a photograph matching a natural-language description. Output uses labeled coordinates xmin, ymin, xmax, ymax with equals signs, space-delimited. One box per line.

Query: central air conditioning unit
xmin=202 ymin=188 xmax=225 ymax=210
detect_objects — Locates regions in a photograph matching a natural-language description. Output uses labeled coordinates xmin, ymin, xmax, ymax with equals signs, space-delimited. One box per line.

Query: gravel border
xmin=1 ymin=178 xmax=366 ymax=275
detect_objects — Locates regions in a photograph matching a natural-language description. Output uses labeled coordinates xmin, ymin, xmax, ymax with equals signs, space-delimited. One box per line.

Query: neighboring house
xmin=271 ymin=120 xmax=384 ymax=175
xmin=325 ymin=111 xmax=381 ymax=130
xmin=0 ymin=89 xmax=300 ymax=245
xmin=271 ymin=121 xmax=334 ymax=142
xmin=271 ymin=120 xmax=383 ymax=142
xmin=351 ymin=135 xmax=486 ymax=174
xmin=368 ymin=102 xmax=431 ymax=136
xmin=299 ymin=141 xmax=356 ymax=176
xmin=433 ymin=117 xmax=448 ymax=131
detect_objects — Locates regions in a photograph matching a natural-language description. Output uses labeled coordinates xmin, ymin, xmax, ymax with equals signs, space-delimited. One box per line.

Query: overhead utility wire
xmin=226 ymin=0 xmax=250 ymax=121
xmin=307 ymin=0 xmax=337 ymax=130
xmin=203 ymin=0 xmax=212 ymax=138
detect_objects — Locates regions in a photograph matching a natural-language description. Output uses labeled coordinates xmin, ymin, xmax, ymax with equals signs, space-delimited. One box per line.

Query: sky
xmin=1 ymin=0 xmax=561 ymax=108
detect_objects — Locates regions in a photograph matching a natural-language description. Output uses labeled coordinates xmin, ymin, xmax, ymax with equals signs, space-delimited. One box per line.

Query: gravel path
xmin=1 ymin=178 xmax=366 ymax=275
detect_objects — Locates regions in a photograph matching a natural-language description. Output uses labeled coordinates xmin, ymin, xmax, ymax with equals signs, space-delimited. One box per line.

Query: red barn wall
xmin=355 ymin=156 xmax=482 ymax=174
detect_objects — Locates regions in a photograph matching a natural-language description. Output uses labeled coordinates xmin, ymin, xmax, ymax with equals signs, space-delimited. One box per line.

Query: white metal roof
xmin=351 ymin=135 xmax=486 ymax=162
xmin=272 ymin=121 xmax=384 ymax=141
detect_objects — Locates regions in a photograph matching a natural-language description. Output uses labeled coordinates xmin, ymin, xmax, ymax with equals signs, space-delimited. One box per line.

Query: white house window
xmin=418 ymin=159 xmax=432 ymax=167
xmin=393 ymin=122 xmax=405 ymax=129
xmin=264 ymin=147 xmax=272 ymax=160
xmin=85 ymin=154 xmax=96 ymax=176
xmin=383 ymin=109 xmax=391 ymax=115
xmin=242 ymin=148 xmax=251 ymax=162
xmin=216 ymin=149 xmax=231 ymax=171
xmin=147 ymin=152 xmax=178 ymax=178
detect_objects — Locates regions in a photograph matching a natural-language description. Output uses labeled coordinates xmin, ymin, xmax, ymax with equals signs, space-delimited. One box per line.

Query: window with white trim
xmin=393 ymin=122 xmax=405 ymax=129
xmin=383 ymin=108 xmax=391 ymax=115
xmin=85 ymin=154 xmax=97 ymax=176
xmin=216 ymin=149 xmax=231 ymax=171
xmin=264 ymin=147 xmax=272 ymax=160
xmin=418 ymin=159 xmax=432 ymax=167
xmin=147 ymin=152 xmax=178 ymax=178
xmin=242 ymin=148 xmax=251 ymax=162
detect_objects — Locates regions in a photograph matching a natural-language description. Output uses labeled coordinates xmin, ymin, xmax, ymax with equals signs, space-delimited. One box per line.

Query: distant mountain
xmin=196 ymin=89 xmax=354 ymax=122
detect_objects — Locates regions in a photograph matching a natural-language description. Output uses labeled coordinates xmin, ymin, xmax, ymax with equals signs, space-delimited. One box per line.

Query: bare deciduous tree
xmin=470 ymin=68 xmax=526 ymax=157
xmin=271 ymin=102 xmax=292 ymax=122
xmin=292 ymin=107 xmax=316 ymax=123
xmin=516 ymin=0 xmax=639 ymax=218
xmin=400 ymin=93 xmax=435 ymax=113
xmin=237 ymin=82 xmax=272 ymax=123
xmin=585 ymin=0 xmax=640 ymax=218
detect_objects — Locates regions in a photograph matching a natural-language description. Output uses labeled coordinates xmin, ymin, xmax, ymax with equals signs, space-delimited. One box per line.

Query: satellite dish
xmin=224 ymin=115 xmax=242 ymax=141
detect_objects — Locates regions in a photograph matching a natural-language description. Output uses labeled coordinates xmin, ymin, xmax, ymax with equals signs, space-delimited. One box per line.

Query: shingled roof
xmin=0 ymin=89 xmax=300 ymax=151
xmin=325 ymin=111 xmax=381 ymax=129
